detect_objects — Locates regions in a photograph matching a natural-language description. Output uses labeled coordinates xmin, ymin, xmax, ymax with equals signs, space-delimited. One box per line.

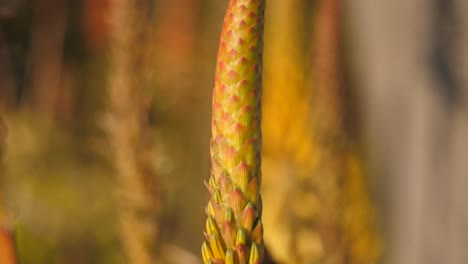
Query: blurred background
xmin=0 ymin=0 xmax=467 ymax=263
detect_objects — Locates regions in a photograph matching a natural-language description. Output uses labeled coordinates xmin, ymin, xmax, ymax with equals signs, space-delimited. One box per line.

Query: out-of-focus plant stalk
xmin=154 ymin=0 xmax=199 ymax=77
xmin=26 ymin=0 xmax=67 ymax=118
xmin=0 ymin=116 xmax=17 ymax=264
xmin=82 ymin=0 xmax=111 ymax=51
xmin=313 ymin=0 xmax=381 ymax=263
xmin=0 ymin=116 xmax=5 ymax=157
xmin=262 ymin=0 xmax=313 ymax=167
xmin=106 ymin=0 xmax=161 ymax=263
xmin=151 ymin=0 xmax=202 ymax=113
xmin=0 ymin=32 xmax=16 ymax=111
xmin=312 ymin=0 xmax=346 ymax=263
xmin=314 ymin=0 xmax=343 ymax=133
xmin=201 ymin=0 xmax=265 ymax=263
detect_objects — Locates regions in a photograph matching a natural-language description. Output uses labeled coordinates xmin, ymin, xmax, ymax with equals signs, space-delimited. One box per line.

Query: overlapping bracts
xmin=202 ymin=0 xmax=265 ymax=263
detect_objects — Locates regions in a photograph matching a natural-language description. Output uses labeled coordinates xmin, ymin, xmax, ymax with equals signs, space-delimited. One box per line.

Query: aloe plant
xmin=201 ymin=0 xmax=265 ymax=263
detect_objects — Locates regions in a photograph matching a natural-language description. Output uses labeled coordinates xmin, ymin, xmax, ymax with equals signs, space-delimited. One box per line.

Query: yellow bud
xmin=249 ymin=242 xmax=261 ymax=264
xmin=210 ymin=233 xmax=226 ymax=260
xmin=202 ymin=241 xmax=214 ymax=263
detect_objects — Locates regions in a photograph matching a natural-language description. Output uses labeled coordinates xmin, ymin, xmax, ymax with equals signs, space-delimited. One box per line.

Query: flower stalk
xmin=202 ymin=0 xmax=266 ymax=263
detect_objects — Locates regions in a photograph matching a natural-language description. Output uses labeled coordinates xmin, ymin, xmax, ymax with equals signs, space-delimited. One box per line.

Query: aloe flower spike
xmin=202 ymin=0 xmax=266 ymax=263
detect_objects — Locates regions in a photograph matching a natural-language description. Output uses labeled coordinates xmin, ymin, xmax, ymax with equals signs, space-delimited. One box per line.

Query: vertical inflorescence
xmin=107 ymin=0 xmax=160 ymax=263
xmin=202 ymin=0 xmax=266 ymax=263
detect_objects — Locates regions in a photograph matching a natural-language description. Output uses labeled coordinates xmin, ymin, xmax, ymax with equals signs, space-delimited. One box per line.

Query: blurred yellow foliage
xmin=261 ymin=0 xmax=381 ymax=263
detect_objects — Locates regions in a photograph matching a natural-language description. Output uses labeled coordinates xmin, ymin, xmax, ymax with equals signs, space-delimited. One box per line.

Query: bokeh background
xmin=0 ymin=0 xmax=467 ymax=263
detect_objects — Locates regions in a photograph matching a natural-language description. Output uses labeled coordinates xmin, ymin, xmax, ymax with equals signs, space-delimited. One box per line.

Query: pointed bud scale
xmin=202 ymin=241 xmax=214 ymax=263
xmin=235 ymin=227 xmax=247 ymax=246
xmin=206 ymin=201 xmax=216 ymax=219
xmin=234 ymin=161 xmax=251 ymax=189
xmin=210 ymin=232 xmax=226 ymax=260
xmin=212 ymin=136 xmax=229 ymax=159
xmin=237 ymin=104 xmax=255 ymax=127
xmin=248 ymin=242 xmax=261 ymax=264
xmin=213 ymin=189 xmax=223 ymax=204
xmin=225 ymin=207 xmax=235 ymax=223
xmin=226 ymin=248 xmax=235 ymax=264
xmin=251 ymin=220 xmax=263 ymax=245
xmin=227 ymin=94 xmax=242 ymax=113
xmin=223 ymin=221 xmax=238 ymax=247
xmin=229 ymin=49 xmax=240 ymax=59
xmin=219 ymin=173 xmax=234 ymax=194
xmin=228 ymin=122 xmax=247 ymax=147
xmin=210 ymin=172 xmax=219 ymax=187
xmin=245 ymin=177 xmax=259 ymax=203
xmin=226 ymin=69 xmax=241 ymax=85
xmin=242 ymin=138 xmax=258 ymax=167
xmin=229 ymin=187 xmax=248 ymax=214
xmin=235 ymin=244 xmax=249 ymax=264
xmin=221 ymin=110 xmax=233 ymax=123
xmin=206 ymin=217 xmax=222 ymax=240
xmin=220 ymin=170 xmax=231 ymax=184
xmin=211 ymin=159 xmax=223 ymax=181
xmin=203 ymin=0 xmax=265 ymax=262
xmin=205 ymin=180 xmax=214 ymax=195
xmin=240 ymin=202 xmax=256 ymax=232
xmin=225 ymin=146 xmax=241 ymax=171
xmin=208 ymin=200 xmax=225 ymax=223
xmin=235 ymin=57 xmax=250 ymax=76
